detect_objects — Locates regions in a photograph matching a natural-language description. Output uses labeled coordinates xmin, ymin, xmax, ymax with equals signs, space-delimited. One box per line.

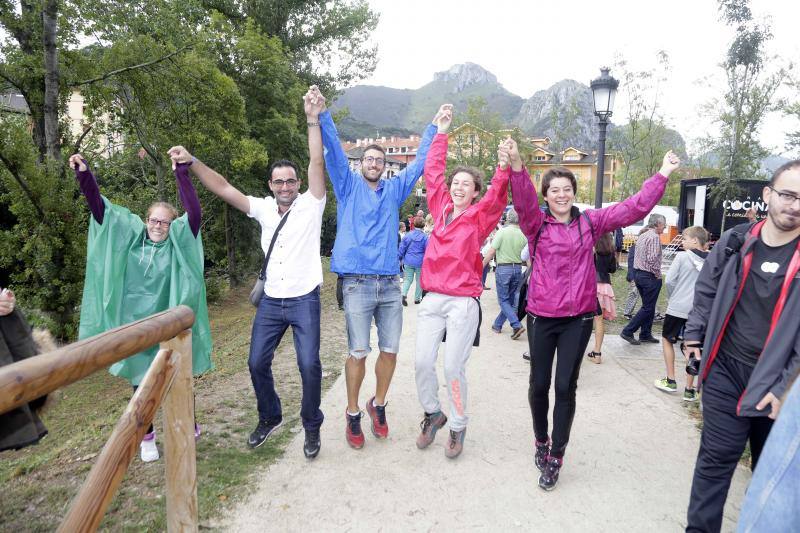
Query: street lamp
xmin=590 ymin=67 xmax=619 ymax=208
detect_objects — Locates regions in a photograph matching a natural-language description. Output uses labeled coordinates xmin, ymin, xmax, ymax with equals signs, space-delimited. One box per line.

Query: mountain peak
xmin=433 ymin=63 xmax=498 ymax=91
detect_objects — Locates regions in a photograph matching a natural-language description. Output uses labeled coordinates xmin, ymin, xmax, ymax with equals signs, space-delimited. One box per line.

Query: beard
xmin=768 ymin=202 xmax=800 ymax=232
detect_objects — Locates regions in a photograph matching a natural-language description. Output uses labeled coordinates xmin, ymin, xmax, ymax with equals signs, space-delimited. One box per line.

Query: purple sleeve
xmin=510 ymin=167 xmax=544 ymax=240
xmin=175 ymin=162 xmax=201 ymax=238
xmin=589 ymin=173 xmax=668 ymax=235
xmin=75 ymin=165 xmax=105 ymax=224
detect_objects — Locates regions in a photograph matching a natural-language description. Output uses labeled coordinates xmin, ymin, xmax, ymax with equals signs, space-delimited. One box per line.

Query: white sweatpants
xmin=414 ymin=292 xmax=480 ymax=431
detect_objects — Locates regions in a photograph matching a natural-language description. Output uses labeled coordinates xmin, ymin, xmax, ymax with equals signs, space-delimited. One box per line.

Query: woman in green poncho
xmin=71 ymin=153 xmax=213 ymax=462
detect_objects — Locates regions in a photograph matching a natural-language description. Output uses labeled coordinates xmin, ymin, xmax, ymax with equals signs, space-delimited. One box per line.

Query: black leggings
xmin=527 ymin=312 xmax=594 ymax=458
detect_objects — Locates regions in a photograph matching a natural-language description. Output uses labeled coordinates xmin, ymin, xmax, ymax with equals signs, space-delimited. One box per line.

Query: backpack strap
xmin=723 ymin=222 xmax=756 ymax=259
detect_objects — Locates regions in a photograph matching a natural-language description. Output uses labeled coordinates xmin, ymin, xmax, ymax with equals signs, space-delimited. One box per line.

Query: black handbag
xmin=249 ymin=210 xmax=291 ymax=306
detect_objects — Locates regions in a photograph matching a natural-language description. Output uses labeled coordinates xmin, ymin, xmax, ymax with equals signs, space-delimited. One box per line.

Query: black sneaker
xmin=522 ymin=351 xmax=531 ymax=361
xmin=639 ymin=336 xmax=660 ymax=344
xmin=538 ymin=455 xmax=563 ymax=491
xmin=620 ymin=332 xmax=641 ymax=345
xmin=402 ymin=296 xmax=408 ymax=307
xmin=534 ymin=440 xmax=550 ymax=472
xmin=303 ymin=428 xmax=321 ymax=459
xmin=248 ymin=418 xmax=283 ymax=448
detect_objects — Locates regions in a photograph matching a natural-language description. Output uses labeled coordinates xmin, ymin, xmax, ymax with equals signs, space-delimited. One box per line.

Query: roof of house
xmin=344 ymin=146 xmax=406 ymax=166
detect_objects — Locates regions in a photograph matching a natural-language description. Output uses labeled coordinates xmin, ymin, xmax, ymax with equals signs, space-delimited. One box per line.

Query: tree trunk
xmin=42 ymin=0 xmax=60 ymax=161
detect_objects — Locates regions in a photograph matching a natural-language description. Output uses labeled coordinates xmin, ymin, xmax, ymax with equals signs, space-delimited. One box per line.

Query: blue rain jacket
xmin=320 ymin=110 xmax=436 ymax=275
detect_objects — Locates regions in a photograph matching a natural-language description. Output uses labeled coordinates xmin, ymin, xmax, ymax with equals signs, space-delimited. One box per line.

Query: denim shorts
xmin=342 ymin=275 xmax=402 ymax=358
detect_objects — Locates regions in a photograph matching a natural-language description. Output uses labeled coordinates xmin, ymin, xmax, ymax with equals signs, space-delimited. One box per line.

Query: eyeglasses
xmin=769 ymin=186 xmax=800 ymax=206
xmin=146 ymin=217 xmax=172 ymax=227
xmin=363 ymin=156 xmax=385 ymax=166
xmin=271 ymin=178 xmax=299 ymax=188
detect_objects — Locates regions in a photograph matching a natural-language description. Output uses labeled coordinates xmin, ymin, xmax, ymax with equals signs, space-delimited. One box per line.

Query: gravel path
xmin=221 ymin=278 xmax=750 ymax=532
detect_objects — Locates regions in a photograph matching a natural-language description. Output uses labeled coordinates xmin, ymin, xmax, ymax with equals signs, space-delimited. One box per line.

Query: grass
xmin=0 ymin=259 xmax=347 ymax=531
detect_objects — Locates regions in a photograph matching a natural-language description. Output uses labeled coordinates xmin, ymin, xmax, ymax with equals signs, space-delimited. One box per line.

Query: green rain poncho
xmin=79 ymin=197 xmax=213 ymax=385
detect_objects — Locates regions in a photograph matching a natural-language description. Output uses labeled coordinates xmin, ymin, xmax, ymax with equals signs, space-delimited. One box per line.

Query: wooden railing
xmin=0 ymin=305 xmax=198 ymax=532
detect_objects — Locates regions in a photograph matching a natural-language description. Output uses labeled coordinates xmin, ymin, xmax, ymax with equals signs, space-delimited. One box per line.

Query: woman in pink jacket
xmin=509 ymin=139 xmax=681 ymax=490
xmin=414 ymin=105 xmax=510 ymax=459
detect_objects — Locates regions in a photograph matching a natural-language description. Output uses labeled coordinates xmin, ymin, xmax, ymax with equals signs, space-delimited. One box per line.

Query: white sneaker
xmin=140 ymin=431 xmax=159 ymax=462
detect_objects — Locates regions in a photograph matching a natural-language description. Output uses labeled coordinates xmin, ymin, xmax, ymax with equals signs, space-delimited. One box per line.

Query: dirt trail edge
xmin=219 ymin=281 xmax=750 ymax=532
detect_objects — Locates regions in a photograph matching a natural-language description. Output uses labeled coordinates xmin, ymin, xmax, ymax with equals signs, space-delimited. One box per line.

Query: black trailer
xmin=677 ymin=178 xmax=768 ymax=239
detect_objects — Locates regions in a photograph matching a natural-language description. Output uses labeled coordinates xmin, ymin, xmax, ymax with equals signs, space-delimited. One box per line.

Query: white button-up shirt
xmin=247 ymin=191 xmax=326 ymax=298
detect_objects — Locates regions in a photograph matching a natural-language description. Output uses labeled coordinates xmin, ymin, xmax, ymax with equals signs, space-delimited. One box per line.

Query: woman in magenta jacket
xmin=509 ymin=139 xmax=681 ymax=490
xmin=414 ymin=105 xmax=510 ymax=459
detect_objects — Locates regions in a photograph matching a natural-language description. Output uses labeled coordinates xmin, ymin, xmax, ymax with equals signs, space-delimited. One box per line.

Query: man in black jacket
xmin=683 ymin=160 xmax=800 ymax=532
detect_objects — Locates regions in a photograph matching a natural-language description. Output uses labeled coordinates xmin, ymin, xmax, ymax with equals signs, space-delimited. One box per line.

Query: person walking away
xmin=622 ymin=227 xmax=647 ymax=319
xmin=414 ymin=105 xmax=510 ymax=459
xmin=586 ymin=232 xmax=617 ymax=364
xmin=512 ymin=145 xmax=680 ymax=490
xmin=317 ymin=88 xmax=437 ymax=448
xmin=483 ymin=209 xmax=528 ymax=339
xmin=399 ymin=216 xmax=429 ymax=305
xmin=653 ymin=226 xmax=708 ymax=400
xmin=684 ymin=160 xmax=800 ymax=532
xmin=620 ymin=214 xmax=666 ymax=345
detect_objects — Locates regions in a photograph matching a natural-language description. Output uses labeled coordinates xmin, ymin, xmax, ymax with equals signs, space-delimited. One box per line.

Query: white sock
xmin=347 ymin=410 xmax=360 ymax=417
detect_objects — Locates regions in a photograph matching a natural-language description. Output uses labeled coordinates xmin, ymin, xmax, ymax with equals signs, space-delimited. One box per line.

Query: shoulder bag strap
xmin=258 ymin=210 xmax=291 ymax=281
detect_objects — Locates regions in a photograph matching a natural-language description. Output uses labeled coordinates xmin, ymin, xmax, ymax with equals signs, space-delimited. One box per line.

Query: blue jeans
xmin=342 ymin=275 xmax=402 ymax=358
xmin=737 ymin=376 xmax=800 ymax=533
xmin=248 ymin=287 xmax=323 ymax=430
xmin=402 ymin=265 xmax=423 ymax=302
xmin=622 ymin=270 xmax=661 ymax=340
xmin=492 ymin=265 xmax=522 ymax=330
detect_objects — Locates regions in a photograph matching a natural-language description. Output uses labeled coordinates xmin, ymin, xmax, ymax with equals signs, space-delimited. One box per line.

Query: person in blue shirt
xmin=317 ymin=89 xmax=437 ymax=449
xmin=398 ymin=215 xmax=429 ymax=306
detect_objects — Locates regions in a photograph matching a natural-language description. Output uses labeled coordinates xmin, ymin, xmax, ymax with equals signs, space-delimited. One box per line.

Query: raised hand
xmin=305 ymin=85 xmax=326 ymax=119
xmin=502 ymin=137 xmax=523 ymax=171
xmin=659 ymin=150 xmax=681 ymax=177
xmin=68 ymin=153 xmax=87 ymax=172
xmin=432 ymin=104 xmax=453 ymax=134
xmin=167 ymin=145 xmax=193 ymax=170
xmin=498 ymin=145 xmax=510 ymax=170
xmin=0 ymin=288 xmax=15 ymax=316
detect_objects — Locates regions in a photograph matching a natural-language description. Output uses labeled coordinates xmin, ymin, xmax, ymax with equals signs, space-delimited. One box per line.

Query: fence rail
xmin=0 ymin=305 xmax=198 ymax=532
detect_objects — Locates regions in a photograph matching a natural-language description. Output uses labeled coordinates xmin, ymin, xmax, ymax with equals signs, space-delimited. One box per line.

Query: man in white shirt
xmin=167 ymin=86 xmax=327 ymax=459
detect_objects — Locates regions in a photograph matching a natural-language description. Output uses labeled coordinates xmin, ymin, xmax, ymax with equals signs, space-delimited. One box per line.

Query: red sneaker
xmin=345 ymin=411 xmax=365 ymax=449
xmin=366 ymin=396 xmax=389 ymax=439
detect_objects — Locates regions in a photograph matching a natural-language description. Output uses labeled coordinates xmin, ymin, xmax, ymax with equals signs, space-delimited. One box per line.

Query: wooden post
xmin=58 ymin=349 xmax=178 ymax=533
xmin=161 ymin=330 xmax=198 ymax=532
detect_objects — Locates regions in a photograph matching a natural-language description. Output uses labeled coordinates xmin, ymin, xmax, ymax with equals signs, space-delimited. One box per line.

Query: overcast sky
xmin=357 ymin=0 xmax=800 ymax=157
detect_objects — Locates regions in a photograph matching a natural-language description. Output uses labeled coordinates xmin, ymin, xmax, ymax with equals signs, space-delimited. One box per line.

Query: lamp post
xmin=590 ymin=67 xmax=619 ymax=208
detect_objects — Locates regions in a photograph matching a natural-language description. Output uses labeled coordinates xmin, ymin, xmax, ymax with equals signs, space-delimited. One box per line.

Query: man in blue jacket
xmin=317 ymin=89 xmax=437 ymax=449
xmin=684 ymin=160 xmax=800 ymax=533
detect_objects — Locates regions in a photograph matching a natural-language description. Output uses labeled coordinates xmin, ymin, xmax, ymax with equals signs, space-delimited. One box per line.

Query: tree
xmin=447 ymin=97 xmax=502 ymax=178
xmin=785 ymin=79 xmax=800 ymax=153
xmin=704 ymin=0 xmax=789 ymax=209
xmin=607 ymin=52 xmax=682 ymax=202
xmin=203 ymin=0 xmax=379 ymax=92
